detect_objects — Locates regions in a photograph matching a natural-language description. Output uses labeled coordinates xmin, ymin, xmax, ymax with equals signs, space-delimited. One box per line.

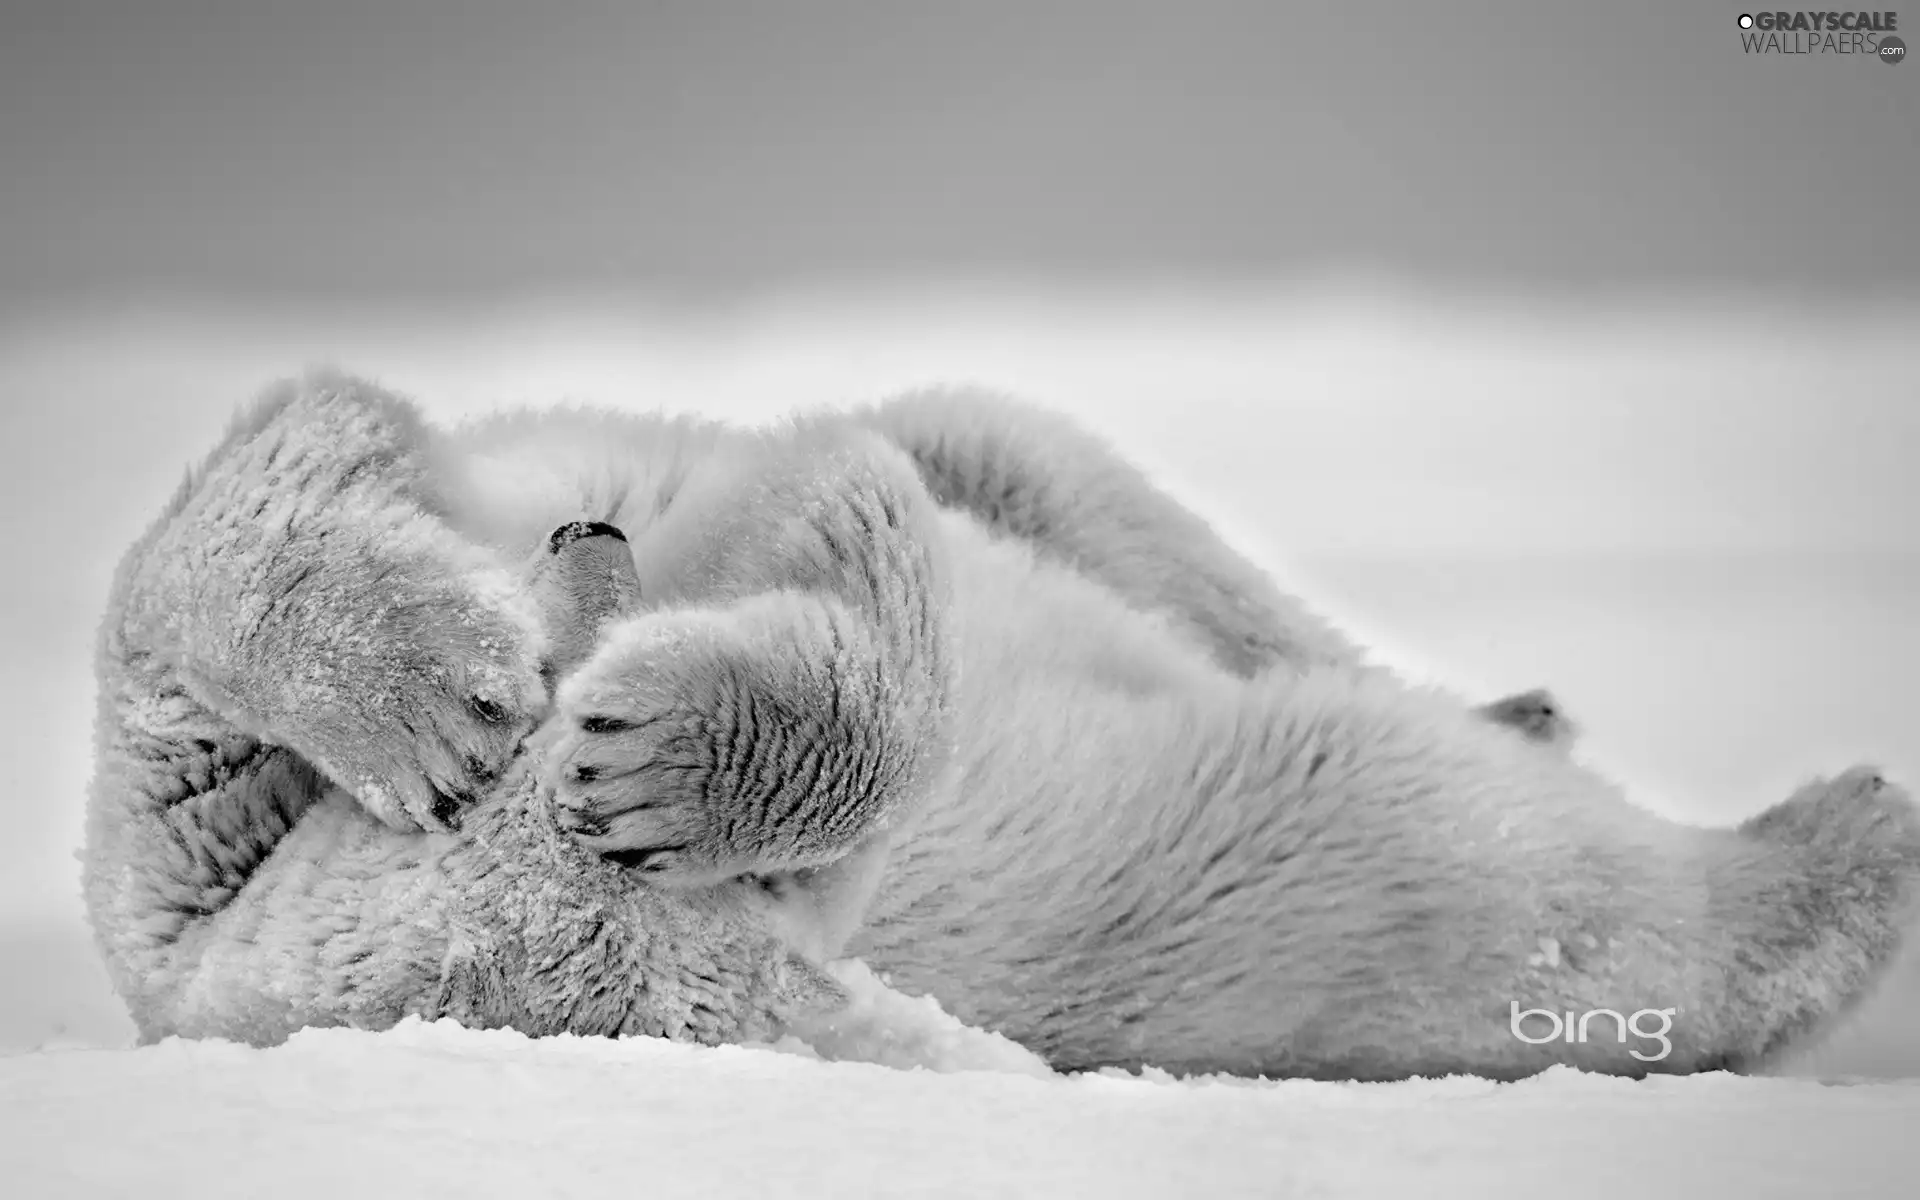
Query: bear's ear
xmin=528 ymin=522 xmax=642 ymax=685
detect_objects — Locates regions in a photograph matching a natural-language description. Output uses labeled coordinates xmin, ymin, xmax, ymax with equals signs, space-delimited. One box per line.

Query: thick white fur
xmin=84 ymin=373 xmax=1920 ymax=1078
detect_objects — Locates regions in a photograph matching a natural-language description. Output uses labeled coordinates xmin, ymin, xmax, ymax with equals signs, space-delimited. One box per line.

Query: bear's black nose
xmin=547 ymin=520 xmax=628 ymax=553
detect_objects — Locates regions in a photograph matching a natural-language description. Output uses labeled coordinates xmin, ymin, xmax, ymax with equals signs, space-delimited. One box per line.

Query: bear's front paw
xmin=539 ymin=599 xmax=933 ymax=888
xmin=544 ymin=703 xmax=737 ymax=885
xmin=538 ymin=608 xmax=810 ymax=888
xmin=263 ymin=556 xmax=551 ymax=834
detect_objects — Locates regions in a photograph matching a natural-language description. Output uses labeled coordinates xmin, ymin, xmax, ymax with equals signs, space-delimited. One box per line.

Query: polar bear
xmin=83 ymin=371 xmax=1920 ymax=1078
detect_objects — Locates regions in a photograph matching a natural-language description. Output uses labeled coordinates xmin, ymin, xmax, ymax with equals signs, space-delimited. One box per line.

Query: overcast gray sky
xmin=1 ymin=1 xmax=1915 ymax=312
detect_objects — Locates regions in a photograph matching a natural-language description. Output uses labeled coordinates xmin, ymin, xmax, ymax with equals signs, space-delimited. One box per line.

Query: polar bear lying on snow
xmin=83 ymin=372 xmax=1920 ymax=1079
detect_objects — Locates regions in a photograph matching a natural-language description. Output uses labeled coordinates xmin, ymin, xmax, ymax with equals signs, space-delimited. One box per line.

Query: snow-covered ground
xmin=7 ymin=1017 xmax=1919 ymax=1199
xmin=2 ymin=284 xmax=1917 ymax=1196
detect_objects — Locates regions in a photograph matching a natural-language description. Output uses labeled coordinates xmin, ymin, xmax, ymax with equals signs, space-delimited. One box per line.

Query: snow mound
xmin=4 ymin=1016 xmax=1918 ymax=1198
xmin=769 ymin=959 xmax=1055 ymax=1076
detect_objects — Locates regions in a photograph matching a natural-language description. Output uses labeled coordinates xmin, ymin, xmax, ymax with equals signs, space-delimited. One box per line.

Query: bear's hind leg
xmin=855 ymin=388 xmax=1364 ymax=676
xmin=1706 ymin=767 xmax=1920 ymax=1068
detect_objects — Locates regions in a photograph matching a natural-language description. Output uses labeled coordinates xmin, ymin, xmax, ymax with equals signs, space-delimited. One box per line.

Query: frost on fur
xmin=82 ymin=373 xmax=1920 ymax=1080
